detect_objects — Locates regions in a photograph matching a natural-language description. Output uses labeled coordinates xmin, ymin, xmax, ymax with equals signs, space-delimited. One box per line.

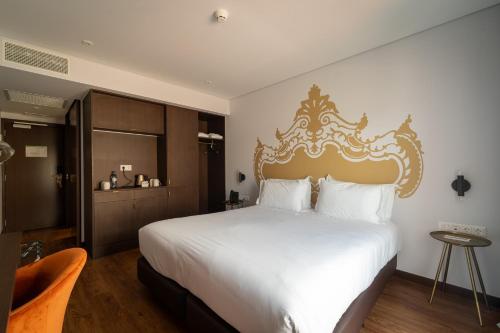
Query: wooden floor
xmin=21 ymin=226 xmax=77 ymax=264
xmin=63 ymin=249 xmax=500 ymax=333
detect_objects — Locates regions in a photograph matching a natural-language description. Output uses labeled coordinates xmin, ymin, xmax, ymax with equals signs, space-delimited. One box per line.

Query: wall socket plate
xmin=438 ymin=221 xmax=487 ymax=237
xmin=120 ymin=164 xmax=132 ymax=171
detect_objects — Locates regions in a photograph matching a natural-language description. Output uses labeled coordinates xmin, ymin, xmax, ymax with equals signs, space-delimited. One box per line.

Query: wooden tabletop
xmin=430 ymin=230 xmax=491 ymax=247
xmin=0 ymin=232 xmax=21 ymax=333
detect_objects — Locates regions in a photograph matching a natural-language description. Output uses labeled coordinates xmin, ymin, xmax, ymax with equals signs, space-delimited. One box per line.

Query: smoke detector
xmin=214 ymin=9 xmax=229 ymax=23
xmin=81 ymin=39 xmax=94 ymax=46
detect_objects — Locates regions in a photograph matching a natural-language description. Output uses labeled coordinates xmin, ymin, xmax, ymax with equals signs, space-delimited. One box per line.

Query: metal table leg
xmin=442 ymin=244 xmax=452 ymax=292
xmin=429 ymin=243 xmax=449 ymax=304
xmin=465 ymin=247 xmax=483 ymax=326
xmin=470 ymin=247 xmax=489 ymax=309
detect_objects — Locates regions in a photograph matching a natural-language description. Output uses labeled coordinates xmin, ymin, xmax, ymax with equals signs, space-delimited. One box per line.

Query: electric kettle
xmin=135 ymin=174 xmax=145 ymax=187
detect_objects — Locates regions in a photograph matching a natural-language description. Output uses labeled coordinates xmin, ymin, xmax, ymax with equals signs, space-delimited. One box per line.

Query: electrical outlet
xmin=438 ymin=221 xmax=487 ymax=237
xmin=120 ymin=164 xmax=132 ymax=171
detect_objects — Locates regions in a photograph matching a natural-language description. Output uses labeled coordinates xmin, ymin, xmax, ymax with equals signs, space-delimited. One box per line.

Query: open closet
xmin=198 ymin=113 xmax=225 ymax=214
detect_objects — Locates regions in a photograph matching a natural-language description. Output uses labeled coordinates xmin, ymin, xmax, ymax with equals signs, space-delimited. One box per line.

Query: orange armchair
xmin=8 ymin=248 xmax=87 ymax=333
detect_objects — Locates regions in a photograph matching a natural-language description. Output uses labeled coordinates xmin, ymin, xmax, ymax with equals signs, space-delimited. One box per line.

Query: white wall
xmin=227 ymin=6 xmax=500 ymax=296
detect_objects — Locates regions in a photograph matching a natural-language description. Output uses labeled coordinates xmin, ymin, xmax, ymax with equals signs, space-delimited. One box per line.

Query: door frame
xmin=65 ymin=100 xmax=82 ymax=245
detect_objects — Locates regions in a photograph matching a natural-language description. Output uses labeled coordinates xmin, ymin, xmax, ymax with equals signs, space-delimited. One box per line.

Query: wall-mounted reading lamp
xmin=238 ymin=171 xmax=246 ymax=183
xmin=451 ymin=172 xmax=470 ymax=197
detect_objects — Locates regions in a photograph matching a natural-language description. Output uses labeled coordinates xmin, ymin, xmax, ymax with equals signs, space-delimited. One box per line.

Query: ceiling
xmin=0 ymin=66 xmax=89 ymax=121
xmin=0 ymin=0 xmax=499 ymax=99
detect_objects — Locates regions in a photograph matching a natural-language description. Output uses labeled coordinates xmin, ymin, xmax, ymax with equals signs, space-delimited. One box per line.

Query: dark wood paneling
xmin=166 ymin=106 xmax=199 ymax=218
xmin=167 ymin=186 xmax=199 ymax=218
xmin=83 ymin=90 xmax=169 ymax=258
xmin=135 ymin=193 xmax=167 ymax=228
xmin=92 ymin=91 xmax=164 ymax=135
xmin=64 ymin=100 xmax=81 ymax=244
xmin=0 ymin=232 xmax=21 ymax=333
xmin=94 ymin=199 xmax=135 ymax=246
xmin=92 ymin=131 xmax=158 ymax=189
xmin=198 ymin=147 xmax=209 ymax=214
xmin=93 ymin=188 xmax=167 ymax=252
xmin=166 ymin=106 xmax=199 ymax=187
xmin=94 ymin=190 xmax=134 ymax=203
xmin=3 ymin=119 xmax=65 ymax=232
xmin=83 ymin=90 xmax=230 ymax=257
xmin=82 ymin=93 xmax=94 ymax=256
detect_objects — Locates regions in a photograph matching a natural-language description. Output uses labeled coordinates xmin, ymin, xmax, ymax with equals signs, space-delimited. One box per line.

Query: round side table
xmin=428 ymin=230 xmax=491 ymax=326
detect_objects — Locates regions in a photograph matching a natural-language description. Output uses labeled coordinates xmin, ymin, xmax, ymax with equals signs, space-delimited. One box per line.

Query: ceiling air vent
xmin=3 ymin=41 xmax=69 ymax=75
xmin=4 ymin=90 xmax=67 ymax=109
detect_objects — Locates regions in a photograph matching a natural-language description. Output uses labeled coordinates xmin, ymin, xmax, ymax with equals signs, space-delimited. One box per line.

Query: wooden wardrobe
xmin=83 ymin=90 xmax=225 ymax=258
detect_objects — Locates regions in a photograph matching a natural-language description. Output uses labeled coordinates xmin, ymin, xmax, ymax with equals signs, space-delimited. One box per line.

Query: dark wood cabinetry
xmin=166 ymin=106 xmax=199 ymax=217
xmin=92 ymin=188 xmax=167 ymax=257
xmin=94 ymin=196 xmax=134 ymax=251
xmin=84 ymin=91 xmax=168 ymax=258
xmin=167 ymin=186 xmax=198 ymax=218
xmin=135 ymin=187 xmax=168 ymax=227
xmin=92 ymin=92 xmax=164 ymax=134
xmin=83 ymin=90 xmax=225 ymax=258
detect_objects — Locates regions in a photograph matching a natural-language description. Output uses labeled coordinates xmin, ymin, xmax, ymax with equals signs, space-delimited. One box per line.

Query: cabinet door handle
xmin=168 ymin=178 xmax=171 ymax=185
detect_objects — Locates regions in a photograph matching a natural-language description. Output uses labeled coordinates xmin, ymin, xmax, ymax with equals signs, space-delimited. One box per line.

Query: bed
xmin=135 ymin=85 xmax=421 ymax=332
xmin=138 ymin=205 xmax=398 ymax=333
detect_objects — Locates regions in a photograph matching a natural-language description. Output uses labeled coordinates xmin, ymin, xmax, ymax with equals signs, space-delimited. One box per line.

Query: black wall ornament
xmin=451 ymin=173 xmax=471 ymax=197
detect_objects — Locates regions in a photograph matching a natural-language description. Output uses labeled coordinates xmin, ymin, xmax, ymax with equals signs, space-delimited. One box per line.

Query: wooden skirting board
xmin=395 ymin=270 xmax=500 ymax=309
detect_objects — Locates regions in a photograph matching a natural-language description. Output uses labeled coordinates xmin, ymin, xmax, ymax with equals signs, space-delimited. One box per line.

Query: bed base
xmin=137 ymin=255 xmax=397 ymax=333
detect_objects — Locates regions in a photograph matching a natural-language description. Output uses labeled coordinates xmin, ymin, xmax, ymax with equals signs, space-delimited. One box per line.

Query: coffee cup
xmin=100 ymin=181 xmax=111 ymax=190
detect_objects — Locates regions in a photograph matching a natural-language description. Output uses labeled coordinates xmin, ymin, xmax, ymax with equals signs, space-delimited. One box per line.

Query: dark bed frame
xmin=137 ymin=255 xmax=396 ymax=333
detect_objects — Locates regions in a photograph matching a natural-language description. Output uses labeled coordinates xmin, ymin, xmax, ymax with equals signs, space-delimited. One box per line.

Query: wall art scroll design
xmin=254 ymin=84 xmax=423 ymax=200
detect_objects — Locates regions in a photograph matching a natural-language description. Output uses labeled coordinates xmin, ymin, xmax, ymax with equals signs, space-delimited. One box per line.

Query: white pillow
xmin=257 ymin=178 xmax=311 ymax=212
xmin=320 ymin=175 xmax=395 ymax=221
xmin=316 ymin=179 xmax=383 ymax=223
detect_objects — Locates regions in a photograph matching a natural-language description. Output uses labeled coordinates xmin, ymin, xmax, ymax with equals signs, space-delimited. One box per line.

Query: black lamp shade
xmin=452 ymin=175 xmax=471 ymax=196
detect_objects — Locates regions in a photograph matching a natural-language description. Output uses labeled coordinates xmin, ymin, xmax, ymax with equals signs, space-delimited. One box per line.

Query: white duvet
xmin=139 ymin=206 xmax=398 ymax=333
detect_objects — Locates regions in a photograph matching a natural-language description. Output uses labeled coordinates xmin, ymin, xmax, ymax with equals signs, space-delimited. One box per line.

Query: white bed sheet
xmin=139 ymin=206 xmax=398 ymax=333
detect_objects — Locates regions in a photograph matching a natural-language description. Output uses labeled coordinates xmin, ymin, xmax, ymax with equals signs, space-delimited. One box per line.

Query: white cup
xmin=100 ymin=181 xmax=111 ymax=190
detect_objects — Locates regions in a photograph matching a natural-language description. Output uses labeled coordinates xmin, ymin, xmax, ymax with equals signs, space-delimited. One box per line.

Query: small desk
xmin=0 ymin=232 xmax=21 ymax=333
xmin=428 ymin=230 xmax=491 ymax=326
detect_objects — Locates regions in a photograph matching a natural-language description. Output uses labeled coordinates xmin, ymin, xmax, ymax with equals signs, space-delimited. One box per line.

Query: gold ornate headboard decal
xmin=254 ymin=85 xmax=423 ymax=200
